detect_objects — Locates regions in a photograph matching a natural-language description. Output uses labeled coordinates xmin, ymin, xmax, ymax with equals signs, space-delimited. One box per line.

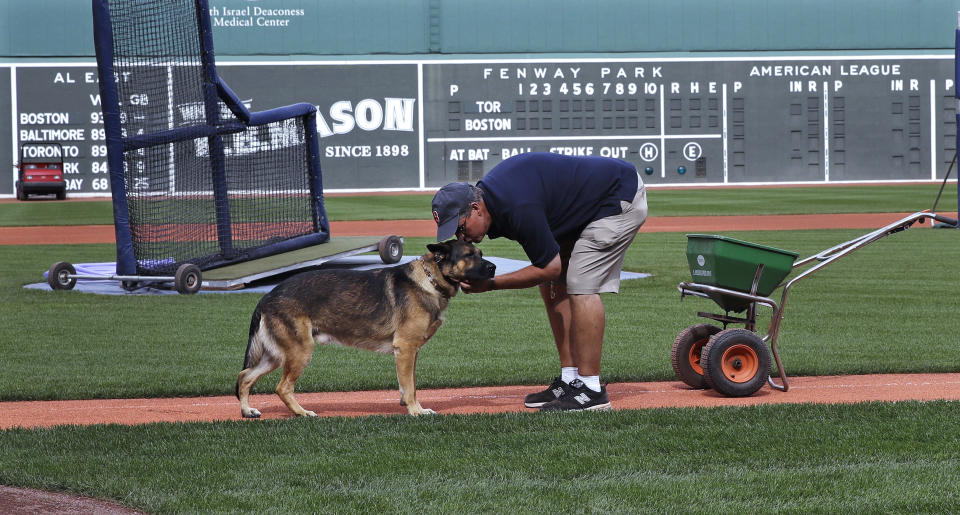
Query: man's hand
xmin=460 ymin=278 xmax=494 ymax=294
xmin=460 ymin=254 xmax=562 ymax=294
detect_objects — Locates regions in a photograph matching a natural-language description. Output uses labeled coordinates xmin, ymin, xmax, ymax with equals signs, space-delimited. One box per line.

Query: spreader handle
xmin=930 ymin=214 xmax=959 ymax=227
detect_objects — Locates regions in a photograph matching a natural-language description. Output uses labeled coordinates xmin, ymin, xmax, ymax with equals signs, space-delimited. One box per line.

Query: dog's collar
xmin=420 ymin=258 xmax=453 ymax=298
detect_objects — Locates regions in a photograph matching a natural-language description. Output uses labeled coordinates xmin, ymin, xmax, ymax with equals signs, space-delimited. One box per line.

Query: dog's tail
xmin=236 ymin=303 xmax=264 ymax=399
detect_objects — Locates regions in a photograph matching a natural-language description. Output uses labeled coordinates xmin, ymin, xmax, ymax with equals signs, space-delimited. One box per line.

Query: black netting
xmin=124 ymin=138 xmax=220 ymax=274
xmin=103 ymin=0 xmax=321 ymax=276
xmin=224 ymin=118 xmax=315 ymax=251
xmin=108 ymin=0 xmax=206 ymax=133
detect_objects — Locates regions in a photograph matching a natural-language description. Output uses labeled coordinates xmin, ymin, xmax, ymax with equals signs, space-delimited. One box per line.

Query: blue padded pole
xmin=91 ymin=0 xmax=136 ymax=276
xmin=216 ymin=77 xmax=251 ymax=123
xmin=303 ymin=112 xmax=330 ymax=235
xmin=195 ymin=0 xmax=234 ymax=259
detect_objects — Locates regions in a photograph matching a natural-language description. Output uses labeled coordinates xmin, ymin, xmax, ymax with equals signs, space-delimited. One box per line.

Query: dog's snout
xmin=482 ymin=259 xmax=496 ymax=278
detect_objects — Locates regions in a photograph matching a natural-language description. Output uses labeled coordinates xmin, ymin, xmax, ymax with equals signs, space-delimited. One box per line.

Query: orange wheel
xmin=671 ymin=324 xmax=721 ymax=389
xmin=689 ymin=344 xmax=704 ymax=375
xmin=719 ymin=344 xmax=759 ymax=383
xmin=701 ymin=329 xmax=770 ymax=397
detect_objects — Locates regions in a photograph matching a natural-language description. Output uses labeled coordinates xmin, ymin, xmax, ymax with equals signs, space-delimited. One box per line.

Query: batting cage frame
xmin=91 ymin=0 xmax=330 ymax=278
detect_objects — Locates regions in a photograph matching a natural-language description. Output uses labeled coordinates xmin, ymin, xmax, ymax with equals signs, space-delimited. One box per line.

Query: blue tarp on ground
xmin=26 ymin=256 xmax=650 ymax=295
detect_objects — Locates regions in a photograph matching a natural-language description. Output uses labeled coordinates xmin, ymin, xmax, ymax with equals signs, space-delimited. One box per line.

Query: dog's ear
xmin=427 ymin=242 xmax=451 ymax=262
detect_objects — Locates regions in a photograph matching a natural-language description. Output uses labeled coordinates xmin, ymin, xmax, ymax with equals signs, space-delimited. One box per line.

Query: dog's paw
xmin=410 ymin=408 xmax=437 ymax=416
xmin=299 ymin=410 xmax=318 ymax=417
xmin=241 ymin=408 xmax=262 ymax=419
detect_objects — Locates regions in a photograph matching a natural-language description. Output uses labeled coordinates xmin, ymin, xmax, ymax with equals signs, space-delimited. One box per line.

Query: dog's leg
xmin=275 ymin=331 xmax=318 ymax=417
xmin=237 ymin=327 xmax=281 ymax=419
xmin=238 ymin=359 xmax=278 ymax=418
xmin=394 ymin=339 xmax=435 ymax=415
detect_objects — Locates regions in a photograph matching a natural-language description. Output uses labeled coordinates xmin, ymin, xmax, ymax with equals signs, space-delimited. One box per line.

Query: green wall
xmin=441 ymin=0 xmax=960 ymax=54
xmin=4 ymin=0 xmax=960 ymax=58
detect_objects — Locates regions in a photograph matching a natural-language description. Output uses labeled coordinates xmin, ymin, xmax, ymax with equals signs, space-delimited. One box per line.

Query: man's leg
xmin=565 ymin=183 xmax=646 ymax=379
xmin=523 ymin=245 xmax=577 ymax=409
xmin=540 ymin=183 xmax=646 ymax=411
xmin=538 ymin=281 xmax=574 ymax=369
xmin=540 ymin=291 xmax=612 ymax=411
xmin=569 ymin=292 xmax=605 ymax=376
xmin=524 ymin=281 xmax=577 ymax=408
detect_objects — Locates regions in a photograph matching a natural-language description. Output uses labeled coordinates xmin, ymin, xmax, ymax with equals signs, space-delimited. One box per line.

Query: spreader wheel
xmin=47 ymin=261 xmax=77 ymax=290
xmin=671 ymin=324 xmax=721 ymax=389
xmin=378 ymin=235 xmax=403 ymax=264
xmin=701 ymin=329 xmax=771 ymax=397
xmin=174 ymin=263 xmax=202 ymax=295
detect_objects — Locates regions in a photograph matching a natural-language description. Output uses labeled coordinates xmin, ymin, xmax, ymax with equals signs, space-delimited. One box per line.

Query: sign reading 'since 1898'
xmin=5 ymin=56 xmax=956 ymax=195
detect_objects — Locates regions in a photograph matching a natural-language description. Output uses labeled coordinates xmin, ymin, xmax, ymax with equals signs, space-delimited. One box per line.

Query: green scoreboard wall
xmin=5 ymin=56 xmax=956 ymax=195
xmin=4 ymin=1 xmax=960 ymax=194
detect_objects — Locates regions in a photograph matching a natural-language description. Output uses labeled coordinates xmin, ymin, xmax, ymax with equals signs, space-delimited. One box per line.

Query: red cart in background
xmin=15 ymin=141 xmax=66 ymax=201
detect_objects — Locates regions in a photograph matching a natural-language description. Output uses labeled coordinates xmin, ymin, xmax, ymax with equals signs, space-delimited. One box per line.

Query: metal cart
xmin=46 ymin=235 xmax=403 ymax=295
xmin=672 ymin=211 xmax=958 ymax=397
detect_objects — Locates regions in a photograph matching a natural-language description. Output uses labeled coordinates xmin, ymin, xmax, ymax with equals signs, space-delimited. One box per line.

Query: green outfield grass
xmin=1 ymin=185 xmax=958 ymax=512
xmin=1 ymin=183 xmax=956 ymax=226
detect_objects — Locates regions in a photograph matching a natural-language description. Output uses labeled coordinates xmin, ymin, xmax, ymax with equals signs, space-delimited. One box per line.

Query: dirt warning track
xmin=0 ymin=212 xmax=932 ymax=245
xmin=2 ymin=373 xmax=959 ymax=429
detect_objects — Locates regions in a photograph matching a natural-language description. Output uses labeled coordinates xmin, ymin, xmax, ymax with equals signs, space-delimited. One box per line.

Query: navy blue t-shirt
xmin=477 ymin=152 xmax=639 ymax=268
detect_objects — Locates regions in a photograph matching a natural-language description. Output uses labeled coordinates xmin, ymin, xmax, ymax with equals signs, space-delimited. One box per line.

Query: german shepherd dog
xmin=236 ymin=239 xmax=495 ymax=417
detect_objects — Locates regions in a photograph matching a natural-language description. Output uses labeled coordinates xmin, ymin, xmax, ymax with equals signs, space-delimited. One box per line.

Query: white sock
xmin=577 ymin=374 xmax=601 ymax=392
xmin=561 ymin=367 xmax=578 ymax=384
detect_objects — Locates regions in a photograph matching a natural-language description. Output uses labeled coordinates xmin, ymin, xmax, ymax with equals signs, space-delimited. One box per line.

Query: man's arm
xmin=460 ymin=253 xmax=561 ymax=293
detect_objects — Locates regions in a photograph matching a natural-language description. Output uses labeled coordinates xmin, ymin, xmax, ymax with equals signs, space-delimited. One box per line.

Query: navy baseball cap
xmin=432 ymin=182 xmax=473 ymax=241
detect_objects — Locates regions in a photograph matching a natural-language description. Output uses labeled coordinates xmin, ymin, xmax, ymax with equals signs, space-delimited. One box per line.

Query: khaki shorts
xmin=558 ymin=182 xmax=647 ymax=294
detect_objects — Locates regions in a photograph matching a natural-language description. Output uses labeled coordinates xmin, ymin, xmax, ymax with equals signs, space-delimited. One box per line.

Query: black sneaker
xmin=524 ymin=376 xmax=572 ymax=408
xmin=540 ymin=379 xmax=612 ymax=412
